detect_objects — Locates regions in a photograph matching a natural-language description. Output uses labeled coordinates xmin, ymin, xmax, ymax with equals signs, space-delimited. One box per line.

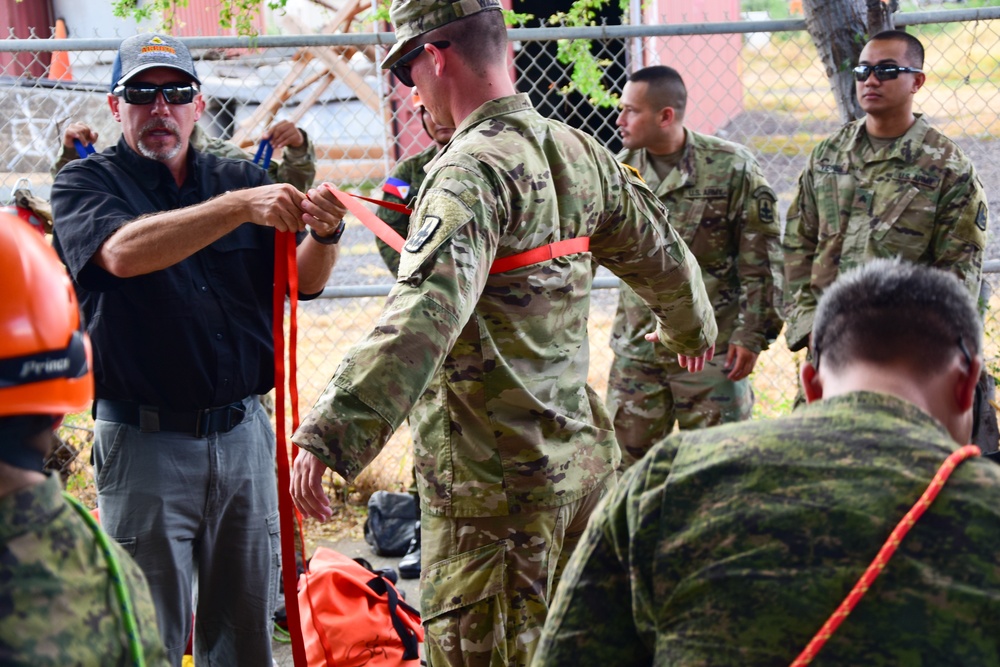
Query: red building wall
xmin=0 ymin=0 xmax=54 ymax=78
xmin=169 ymin=0 xmax=267 ymax=37
xmin=643 ymin=0 xmax=744 ymax=135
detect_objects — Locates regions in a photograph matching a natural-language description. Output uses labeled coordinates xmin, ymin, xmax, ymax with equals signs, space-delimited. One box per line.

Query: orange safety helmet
xmin=0 ymin=212 xmax=92 ymax=418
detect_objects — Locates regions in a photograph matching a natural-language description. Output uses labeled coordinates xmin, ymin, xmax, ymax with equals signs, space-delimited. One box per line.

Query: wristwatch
xmin=309 ymin=219 xmax=345 ymax=245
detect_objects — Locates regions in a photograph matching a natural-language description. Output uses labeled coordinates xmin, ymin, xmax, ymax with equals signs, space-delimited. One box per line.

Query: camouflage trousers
xmin=419 ymin=476 xmax=615 ymax=667
xmin=606 ymin=351 xmax=753 ymax=469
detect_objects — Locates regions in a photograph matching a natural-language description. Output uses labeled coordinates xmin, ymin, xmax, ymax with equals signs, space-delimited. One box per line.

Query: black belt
xmin=94 ymin=398 xmax=249 ymax=437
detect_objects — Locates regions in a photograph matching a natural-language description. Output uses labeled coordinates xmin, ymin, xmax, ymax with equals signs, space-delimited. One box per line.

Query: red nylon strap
xmin=324 ymin=184 xmax=406 ymax=253
xmin=323 ymin=184 xmax=591 ymax=274
xmin=273 ymin=231 xmax=307 ymax=667
xmin=789 ymin=444 xmax=981 ymax=667
xmin=351 ymin=192 xmax=413 ymax=215
xmin=489 ymin=237 xmax=591 ymax=274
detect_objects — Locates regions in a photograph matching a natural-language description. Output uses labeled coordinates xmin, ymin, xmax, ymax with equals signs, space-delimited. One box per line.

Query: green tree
xmin=111 ymin=0 xmax=287 ymax=36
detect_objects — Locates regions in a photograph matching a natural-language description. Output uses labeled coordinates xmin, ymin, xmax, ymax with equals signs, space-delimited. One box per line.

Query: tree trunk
xmin=867 ymin=0 xmax=898 ymax=35
xmin=801 ymin=0 xmax=897 ymax=123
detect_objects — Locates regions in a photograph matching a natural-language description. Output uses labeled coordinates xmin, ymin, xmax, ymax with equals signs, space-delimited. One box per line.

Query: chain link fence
xmin=3 ymin=8 xmax=999 ymax=497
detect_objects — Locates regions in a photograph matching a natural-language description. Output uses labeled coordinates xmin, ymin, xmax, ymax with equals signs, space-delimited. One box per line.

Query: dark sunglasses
xmin=852 ymin=64 xmax=923 ymax=82
xmin=113 ymin=83 xmax=199 ymax=105
xmin=390 ymin=40 xmax=450 ymax=88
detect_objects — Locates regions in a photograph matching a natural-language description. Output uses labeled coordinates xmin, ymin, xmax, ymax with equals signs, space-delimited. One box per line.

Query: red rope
xmin=790 ymin=444 xmax=981 ymax=666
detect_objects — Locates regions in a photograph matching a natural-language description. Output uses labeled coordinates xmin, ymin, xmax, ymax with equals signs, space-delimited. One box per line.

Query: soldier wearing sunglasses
xmin=784 ymin=30 xmax=988 ymax=403
xmin=49 ymin=33 xmax=347 ymax=667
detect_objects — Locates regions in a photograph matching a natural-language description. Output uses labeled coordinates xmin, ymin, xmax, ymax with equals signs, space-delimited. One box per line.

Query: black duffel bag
xmin=364 ymin=491 xmax=418 ymax=557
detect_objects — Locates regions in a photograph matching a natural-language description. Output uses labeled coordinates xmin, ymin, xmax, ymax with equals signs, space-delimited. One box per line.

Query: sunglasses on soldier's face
xmin=113 ymin=83 xmax=199 ymax=105
xmin=852 ymin=64 xmax=923 ymax=82
xmin=390 ymin=41 xmax=450 ymax=88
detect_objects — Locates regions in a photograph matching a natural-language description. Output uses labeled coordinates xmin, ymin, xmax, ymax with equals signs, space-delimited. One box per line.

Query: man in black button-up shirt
xmin=51 ymin=33 xmax=345 ymax=667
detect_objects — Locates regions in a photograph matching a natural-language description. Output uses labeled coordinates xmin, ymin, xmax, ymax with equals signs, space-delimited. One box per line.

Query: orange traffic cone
xmin=48 ymin=18 xmax=72 ymax=81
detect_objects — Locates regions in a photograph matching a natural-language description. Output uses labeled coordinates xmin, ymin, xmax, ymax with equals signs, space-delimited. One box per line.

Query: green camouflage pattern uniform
xmin=783 ymin=114 xmax=987 ymax=351
xmin=535 ymin=391 xmax=1000 ymax=667
xmin=376 ymin=143 xmax=443 ymax=500
xmin=51 ymin=124 xmax=317 ymax=192
xmin=0 ymin=475 xmax=168 ymax=666
xmin=293 ymin=93 xmax=716 ymax=667
xmin=608 ymin=130 xmax=782 ymax=468
xmin=376 ymin=143 xmax=441 ymax=275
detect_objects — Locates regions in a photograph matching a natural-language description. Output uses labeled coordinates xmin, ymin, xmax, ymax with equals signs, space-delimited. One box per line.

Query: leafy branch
xmin=112 ymin=0 xmax=288 ymax=37
xmin=366 ymin=0 xmax=533 ymax=29
xmin=548 ymin=0 xmax=628 ymax=108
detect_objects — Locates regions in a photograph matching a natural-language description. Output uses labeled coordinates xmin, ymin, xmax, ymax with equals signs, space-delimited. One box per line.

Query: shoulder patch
xmin=621 ymin=163 xmax=645 ymax=183
xmin=977 ymin=202 xmax=988 ymax=231
xmin=404 ymin=215 xmax=442 ymax=253
xmin=754 ymin=185 xmax=777 ymax=225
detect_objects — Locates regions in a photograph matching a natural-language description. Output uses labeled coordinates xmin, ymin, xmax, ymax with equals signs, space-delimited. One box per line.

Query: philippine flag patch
xmin=382 ymin=177 xmax=410 ymax=201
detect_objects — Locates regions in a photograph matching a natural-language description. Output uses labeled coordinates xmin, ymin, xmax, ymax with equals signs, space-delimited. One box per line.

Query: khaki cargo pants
xmin=419 ymin=476 xmax=614 ymax=667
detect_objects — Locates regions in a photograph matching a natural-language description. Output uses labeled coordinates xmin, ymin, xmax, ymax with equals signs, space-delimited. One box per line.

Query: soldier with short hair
xmin=536 ymin=259 xmax=1000 ymax=666
xmin=783 ymin=30 xmax=988 ymax=354
xmin=376 ymin=89 xmax=455 ymax=275
xmin=608 ymin=66 xmax=783 ymax=468
xmin=288 ymin=2 xmax=718 ymax=665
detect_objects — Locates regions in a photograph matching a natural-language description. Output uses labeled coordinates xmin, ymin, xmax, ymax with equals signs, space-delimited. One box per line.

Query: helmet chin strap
xmin=0 ymin=415 xmax=57 ymax=472
xmin=0 ymin=446 xmax=46 ymax=473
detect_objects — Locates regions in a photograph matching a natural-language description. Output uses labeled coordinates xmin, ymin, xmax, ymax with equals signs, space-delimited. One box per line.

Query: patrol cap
xmin=380 ymin=0 xmax=502 ymax=70
xmin=109 ymin=51 xmax=121 ymax=92
xmin=116 ymin=33 xmax=201 ymax=86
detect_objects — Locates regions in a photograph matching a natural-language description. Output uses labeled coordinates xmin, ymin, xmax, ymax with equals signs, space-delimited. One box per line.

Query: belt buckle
xmin=195 ymin=402 xmax=247 ymax=437
xmin=138 ymin=405 xmax=161 ymax=433
xmin=194 ymin=407 xmax=211 ymax=438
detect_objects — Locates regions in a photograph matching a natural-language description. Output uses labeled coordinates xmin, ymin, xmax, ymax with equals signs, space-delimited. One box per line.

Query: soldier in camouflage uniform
xmin=608 ymin=66 xmax=783 ymax=469
xmin=0 ymin=213 xmax=167 ymax=666
xmin=375 ymin=90 xmax=456 ymax=578
xmin=376 ymin=90 xmax=455 ymax=275
xmin=784 ymin=30 xmax=988 ymax=353
xmin=535 ymin=259 xmax=1000 ymax=667
xmin=289 ymin=3 xmax=717 ymax=666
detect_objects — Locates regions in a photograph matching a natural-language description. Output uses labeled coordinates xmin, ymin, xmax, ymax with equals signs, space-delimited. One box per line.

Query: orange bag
xmin=298 ymin=547 xmax=423 ymax=666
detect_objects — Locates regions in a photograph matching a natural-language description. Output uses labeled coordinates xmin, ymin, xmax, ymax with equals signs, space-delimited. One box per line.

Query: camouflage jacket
xmin=535 ymin=391 xmax=1000 ymax=666
xmin=612 ymin=130 xmax=783 ymax=362
xmin=0 ymin=476 xmax=168 ymax=666
xmin=376 ymin=143 xmax=441 ymax=275
xmin=783 ymin=114 xmax=987 ymax=351
xmin=293 ymin=94 xmax=716 ymax=517
xmin=51 ymin=124 xmax=317 ymax=192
